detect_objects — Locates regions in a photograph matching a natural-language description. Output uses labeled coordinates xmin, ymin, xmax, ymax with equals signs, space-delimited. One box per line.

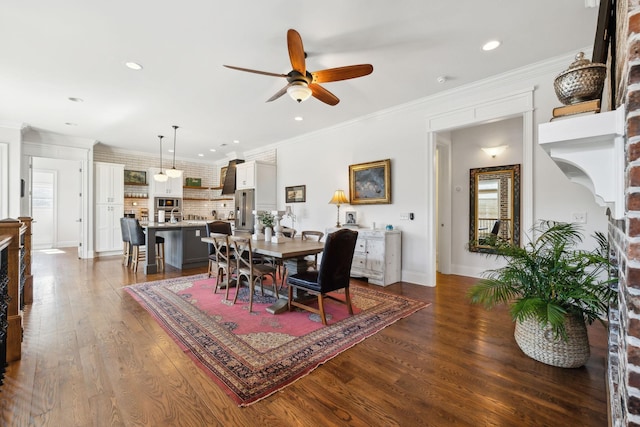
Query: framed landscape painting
xmin=349 ymin=159 xmax=391 ymax=204
xmin=124 ymin=170 xmax=147 ymax=185
xmin=285 ymin=185 xmax=306 ymax=203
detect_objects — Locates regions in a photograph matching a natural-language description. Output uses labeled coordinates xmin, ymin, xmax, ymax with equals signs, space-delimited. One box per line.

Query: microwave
xmin=156 ymin=198 xmax=180 ymax=208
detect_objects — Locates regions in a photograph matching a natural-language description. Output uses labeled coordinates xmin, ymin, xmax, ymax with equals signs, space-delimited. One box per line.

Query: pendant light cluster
xmin=153 ymin=125 xmax=183 ymax=182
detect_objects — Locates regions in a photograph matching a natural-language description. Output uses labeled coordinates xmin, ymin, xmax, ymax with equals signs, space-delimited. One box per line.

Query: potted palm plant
xmin=468 ymin=220 xmax=614 ymax=368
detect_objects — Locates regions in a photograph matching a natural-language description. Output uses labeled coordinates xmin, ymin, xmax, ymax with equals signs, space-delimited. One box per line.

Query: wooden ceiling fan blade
xmin=310 ymin=84 xmax=339 ymax=106
xmin=287 ymin=29 xmax=306 ymax=75
xmin=223 ymin=65 xmax=287 ymax=78
xmin=311 ymin=64 xmax=374 ymax=83
xmin=266 ymin=84 xmax=290 ymax=102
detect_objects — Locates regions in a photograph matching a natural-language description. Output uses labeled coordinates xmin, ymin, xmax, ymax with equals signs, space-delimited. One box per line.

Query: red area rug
xmin=124 ymin=274 xmax=428 ymax=406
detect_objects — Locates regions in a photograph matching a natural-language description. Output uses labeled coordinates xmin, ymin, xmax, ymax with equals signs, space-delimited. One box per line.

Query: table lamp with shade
xmin=329 ymin=190 xmax=349 ymax=227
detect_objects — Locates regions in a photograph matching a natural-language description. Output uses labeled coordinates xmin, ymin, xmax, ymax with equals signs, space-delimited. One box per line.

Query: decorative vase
xmin=264 ymin=227 xmax=272 ymax=241
xmin=553 ymin=52 xmax=606 ymax=105
xmin=514 ymin=314 xmax=590 ymax=368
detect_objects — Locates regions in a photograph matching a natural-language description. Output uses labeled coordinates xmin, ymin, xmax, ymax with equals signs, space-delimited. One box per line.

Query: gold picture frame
xmin=349 ymin=159 xmax=391 ymax=204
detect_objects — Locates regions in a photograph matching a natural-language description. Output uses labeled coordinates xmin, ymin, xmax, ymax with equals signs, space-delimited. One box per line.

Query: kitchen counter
xmin=143 ymin=222 xmax=211 ymax=274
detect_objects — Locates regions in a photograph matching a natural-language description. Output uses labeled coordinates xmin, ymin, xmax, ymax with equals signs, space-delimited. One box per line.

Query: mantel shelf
xmin=538 ymin=107 xmax=625 ymax=219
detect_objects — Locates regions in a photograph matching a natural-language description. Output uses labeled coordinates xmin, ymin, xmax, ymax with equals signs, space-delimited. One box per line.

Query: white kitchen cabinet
xmin=235 ymin=160 xmax=276 ymax=210
xmin=95 ymin=203 xmax=124 ymax=252
xmin=95 ymin=162 xmax=125 ymax=253
xmin=328 ymin=228 xmax=401 ymax=286
xmin=148 ymin=167 xmax=183 ymax=197
xmin=95 ymin=162 xmax=124 ymax=204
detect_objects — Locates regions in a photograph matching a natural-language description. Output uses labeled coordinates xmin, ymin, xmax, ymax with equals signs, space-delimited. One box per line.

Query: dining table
xmin=201 ymin=234 xmax=325 ymax=314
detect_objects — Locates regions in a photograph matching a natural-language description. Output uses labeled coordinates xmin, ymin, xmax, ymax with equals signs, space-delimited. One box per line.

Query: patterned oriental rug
xmin=124 ymin=274 xmax=428 ymax=406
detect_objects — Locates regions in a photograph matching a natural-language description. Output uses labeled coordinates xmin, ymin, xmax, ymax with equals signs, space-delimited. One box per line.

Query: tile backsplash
xmin=95 ymin=143 xmax=275 ymax=221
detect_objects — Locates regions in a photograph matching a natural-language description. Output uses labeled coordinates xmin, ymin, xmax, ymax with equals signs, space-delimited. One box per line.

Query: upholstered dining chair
xmin=287 ymin=228 xmax=358 ymax=325
xmin=120 ymin=217 xmax=131 ymax=267
xmin=206 ymin=221 xmax=232 ymax=279
xmin=229 ymin=236 xmax=278 ymax=313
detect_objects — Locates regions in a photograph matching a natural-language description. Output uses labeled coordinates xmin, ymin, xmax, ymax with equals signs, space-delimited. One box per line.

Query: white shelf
xmin=538 ymin=107 xmax=625 ymax=219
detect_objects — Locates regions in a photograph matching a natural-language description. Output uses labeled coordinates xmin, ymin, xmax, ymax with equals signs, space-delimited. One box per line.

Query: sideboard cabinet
xmin=327 ymin=228 xmax=401 ymax=286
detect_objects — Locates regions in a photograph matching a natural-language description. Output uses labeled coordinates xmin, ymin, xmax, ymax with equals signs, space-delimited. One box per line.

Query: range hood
xmin=221 ymin=159 xmax=244 ymax=195
xmin=538 ymin=107 xmax=625 ymax=219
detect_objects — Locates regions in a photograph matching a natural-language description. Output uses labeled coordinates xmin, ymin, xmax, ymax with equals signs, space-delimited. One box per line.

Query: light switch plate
xmin=571 ymin=212 xmax=587 ymax=224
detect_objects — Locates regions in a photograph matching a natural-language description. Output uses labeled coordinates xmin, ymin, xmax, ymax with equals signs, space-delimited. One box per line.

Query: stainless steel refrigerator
xmin=234 ymin=188 xmax=255 ymax=232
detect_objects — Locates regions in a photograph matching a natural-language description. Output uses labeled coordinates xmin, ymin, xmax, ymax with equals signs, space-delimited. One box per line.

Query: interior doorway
xmin=31 ymin=157 xmax=82 ymax=250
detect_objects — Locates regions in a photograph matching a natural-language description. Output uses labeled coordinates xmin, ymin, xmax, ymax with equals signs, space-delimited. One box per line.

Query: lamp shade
xmin=165 ymin=167 xmax=183 ymax=178
xmin=154 ymin=171 xmax=169 ymax=182
xmin=287 ymin=82 xmax=312 ymax=103
xmin=481 ymin=145 xmax=508 ymax=158
xmin=329 ymin=190 xmax=349 ymax=205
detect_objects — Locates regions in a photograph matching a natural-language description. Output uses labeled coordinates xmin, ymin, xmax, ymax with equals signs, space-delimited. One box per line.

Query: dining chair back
xmin=229 ymin=236 xmax=278 ymax=312
xmin=208 ymin=232 xmax=234 ymax=297
xmin=301 ymin=230 xmax=325 ymax=269
xmin=287 ymin=228 xmax=358 ymax=325
xmin=206 ymin=221 xmax=232 ymax=278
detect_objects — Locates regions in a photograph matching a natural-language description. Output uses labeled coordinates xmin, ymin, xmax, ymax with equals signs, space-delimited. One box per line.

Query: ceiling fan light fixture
xmin=287 ymin=82 xmax=312 ymax=103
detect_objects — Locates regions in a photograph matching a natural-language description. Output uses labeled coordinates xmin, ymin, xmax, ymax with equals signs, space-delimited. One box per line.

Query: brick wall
xmin=610 ymin=2 xmax=640 ymax=425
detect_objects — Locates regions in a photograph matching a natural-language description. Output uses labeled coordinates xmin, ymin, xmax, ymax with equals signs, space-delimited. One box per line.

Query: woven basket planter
xmin=514 ymin=314 xmax=590 ymax=368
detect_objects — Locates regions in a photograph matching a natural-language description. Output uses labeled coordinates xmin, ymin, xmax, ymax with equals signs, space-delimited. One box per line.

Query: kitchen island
xmin=143 ymin=221 xmax=211 ymax=274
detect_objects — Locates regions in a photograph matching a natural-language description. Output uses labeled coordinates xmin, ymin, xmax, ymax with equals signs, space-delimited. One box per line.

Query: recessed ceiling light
xmin=294 ymin=116 xmax=303 ymax=121
xmin=209 ymin=148 xmax=216 ymax=152
xmin=233 ymin=140 xmax=240 ymax=144
xmin=198 ymin=153 xmax=204 ymax=157
xmin=125 ymin=61 xmax=143 ymax=70
xmin=68 ymin=97 xmax=83 ymax=103
xmin=168 ymin=149 xmax=174 ymax=153
xmin=436 ymin=76 xmax=447 ymax=84
xmin=482 ymin=40 xmax=501 ymax=51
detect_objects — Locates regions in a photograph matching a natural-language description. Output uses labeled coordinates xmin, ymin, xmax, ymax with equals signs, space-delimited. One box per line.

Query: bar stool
xmin=126 ymin=218 xmax=165 ymax=273
xmin=120 ymin=217 xmax=131 ymax=267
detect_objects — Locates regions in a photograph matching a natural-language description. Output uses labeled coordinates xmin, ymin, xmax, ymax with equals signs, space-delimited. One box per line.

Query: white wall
xmin=0 ymin=125 xmax=22 ymax=218
xmin=275 ymin=50 xmax=608 ymax=285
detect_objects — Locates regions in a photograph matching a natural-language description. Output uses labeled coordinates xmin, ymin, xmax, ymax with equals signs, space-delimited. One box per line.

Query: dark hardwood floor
xmin=0 ymin=249 xmax=608 ymax=426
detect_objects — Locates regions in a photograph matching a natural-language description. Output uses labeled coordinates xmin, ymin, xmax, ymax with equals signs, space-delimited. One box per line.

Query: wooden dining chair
xmin=301 ymin=230 xmax=324 ymax=269
xmin=206 ymin=221 xmax=232 ymax=279
xmin=287 ymin=228 xmax=358 ymax=325
xmin=229 ymin=236 xmax=278 ymax=312
xmin=207 ymin=233 xmax=234 ymax=297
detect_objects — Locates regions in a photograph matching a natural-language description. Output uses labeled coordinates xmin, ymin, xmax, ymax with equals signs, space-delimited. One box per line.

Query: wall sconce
xmin=481 ymin=145 xmax=508 ymax=158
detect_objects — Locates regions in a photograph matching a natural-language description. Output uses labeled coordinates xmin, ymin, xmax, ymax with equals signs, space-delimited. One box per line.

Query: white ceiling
xmin=0 ymin=1 xmax=600 ymax=162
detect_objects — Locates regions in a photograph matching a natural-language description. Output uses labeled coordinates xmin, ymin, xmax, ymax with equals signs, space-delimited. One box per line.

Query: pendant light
xmin=154 ymin=135 xmax=169 ymax=182
xmin=166 ymin=125 xmax=183 ymax=178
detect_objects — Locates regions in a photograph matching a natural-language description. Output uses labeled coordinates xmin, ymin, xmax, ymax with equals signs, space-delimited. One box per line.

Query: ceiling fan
xmin=224 ymin=29 xmax=373 ymax=106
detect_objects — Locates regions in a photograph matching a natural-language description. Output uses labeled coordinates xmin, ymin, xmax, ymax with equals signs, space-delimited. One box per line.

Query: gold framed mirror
xmin=469 ymin=164 xmax=521 ymax=253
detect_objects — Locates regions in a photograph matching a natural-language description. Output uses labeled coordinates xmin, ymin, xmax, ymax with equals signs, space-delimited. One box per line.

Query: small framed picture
xmin=124 ymin=170 xmax=147 ymax=185
xmin=345 ymin=210 xmax=358 ymax=225
xmin=285 ymin=185 xmax=306 ymax=203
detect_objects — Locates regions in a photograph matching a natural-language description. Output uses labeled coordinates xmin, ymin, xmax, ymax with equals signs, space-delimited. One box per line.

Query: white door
xmin=31 ymin=170 xmax=55 ymax=249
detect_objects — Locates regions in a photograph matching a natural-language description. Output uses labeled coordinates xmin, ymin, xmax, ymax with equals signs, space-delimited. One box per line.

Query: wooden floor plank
xmin=0 ymin=251 xmax=608 ymax=426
